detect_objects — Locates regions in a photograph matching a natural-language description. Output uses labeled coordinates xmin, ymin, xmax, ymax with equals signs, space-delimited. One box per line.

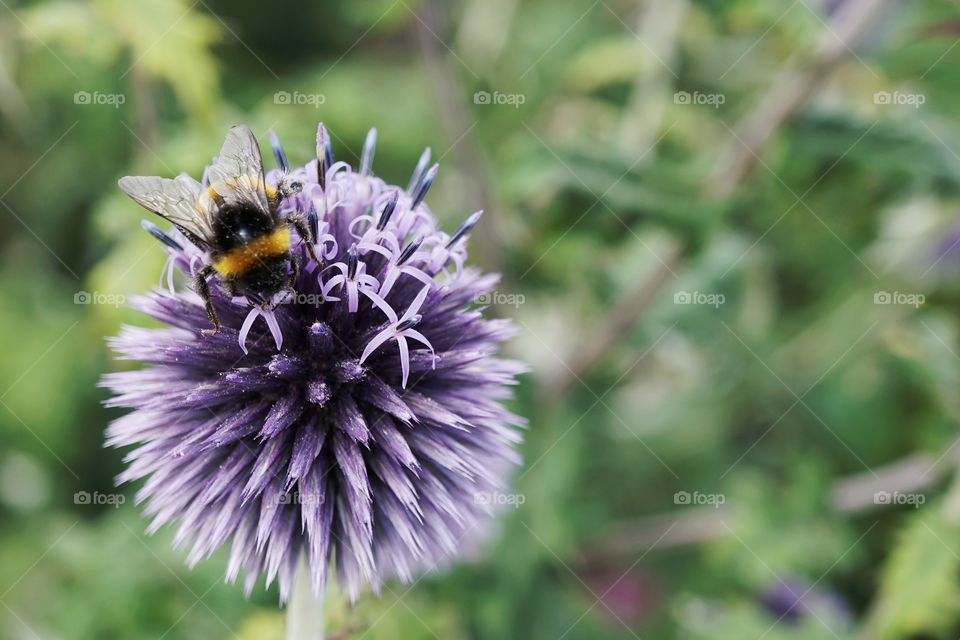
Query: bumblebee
xmin=119 ymin=125 xmax=317 ymax=334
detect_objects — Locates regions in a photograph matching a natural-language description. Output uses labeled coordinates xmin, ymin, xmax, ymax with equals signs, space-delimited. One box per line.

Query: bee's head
xmin=277 ymin=178 xmax=303 ymax=200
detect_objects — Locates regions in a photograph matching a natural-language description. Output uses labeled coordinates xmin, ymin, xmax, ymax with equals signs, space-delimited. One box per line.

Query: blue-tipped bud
xmin=308 ymin=321 xmax=334 ymax=353
xmin=396 ymin=314 xmax=422 ymax=331
xmin=398 ymin=237 xmax=423 ymax=264
xmin=407 ymin=147 xmax=432 ymax=193
xmin=141 ymin=219 xmax=183 ymax=251
xmin=377 ymin=191 xmax=400 ymax=231
xmin=307 ymin=205 xmax=319 ymax=240
xmin=324 ymin=138 xmax=334 ymax=169
xmin=317 ymin=123 xmax=333 ymax=189
xmin=446 ymin=210 xmax=483 ymax=248
xmin=269 ymin=129 xmax=289 ymax=172
xmin=347 ymin=244 xmax=359 ymax=279
xmin=360 ymin=128 xmax=377 ymax=176
xmin=411 ymin=164 xmax=439 ymax=209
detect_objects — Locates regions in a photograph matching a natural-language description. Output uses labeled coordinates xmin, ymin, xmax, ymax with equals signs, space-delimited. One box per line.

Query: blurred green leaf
xmin=864 ymin=503 xmax=960 ymax=639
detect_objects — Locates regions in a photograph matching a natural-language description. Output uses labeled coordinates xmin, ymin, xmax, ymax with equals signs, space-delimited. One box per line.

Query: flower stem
xmin=286 ymin=556 xmax=324 ymax=640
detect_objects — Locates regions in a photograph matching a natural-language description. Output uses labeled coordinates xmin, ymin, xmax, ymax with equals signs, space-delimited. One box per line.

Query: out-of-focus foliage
xmin=3 ymin=0 xmax=960 ymax=638
xmin=864 ymin=502 xmax=960 ymax=639
xmin=22 ymin=0 xmax=221 ymax=121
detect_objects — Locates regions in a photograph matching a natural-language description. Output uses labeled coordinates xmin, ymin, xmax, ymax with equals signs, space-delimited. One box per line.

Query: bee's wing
xmin=206 ymin=125 xmax=270 ymax=212
xmin=118 ymin=174 xmax=215 ymax=247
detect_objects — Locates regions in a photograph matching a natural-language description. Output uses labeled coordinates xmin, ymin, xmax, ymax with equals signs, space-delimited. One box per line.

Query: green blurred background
xmin=3 ymin=0 xmax=960 ymax=637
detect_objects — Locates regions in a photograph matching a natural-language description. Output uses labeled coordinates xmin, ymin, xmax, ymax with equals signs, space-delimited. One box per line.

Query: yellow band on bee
xmin=212 ymin=227 xmax=290 ymax=277
xmin=206 ymin=186 xmax=224 ymax=204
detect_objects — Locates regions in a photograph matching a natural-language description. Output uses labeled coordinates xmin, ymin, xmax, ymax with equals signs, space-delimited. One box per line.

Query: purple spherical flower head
xmin=102 ymin=124 xmax=526 ymax=602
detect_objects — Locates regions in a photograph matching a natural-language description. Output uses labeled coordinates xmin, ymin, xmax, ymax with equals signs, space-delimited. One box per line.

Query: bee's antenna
xmin=360 ymin=128 xmax=377 ymax=177
xmin=269 ymin=129 xmax=289 ymax=172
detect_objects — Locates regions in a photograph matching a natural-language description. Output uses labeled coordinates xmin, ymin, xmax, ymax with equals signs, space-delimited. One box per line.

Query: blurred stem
xmin=544 ymin=244 xmax=684 ymax=402
xmin=286 ymin=556 xmax=323 ymax=640
xmin=413 ymin=0 xmax=502 ymax=275
xmin=618 ymin=0 xmax=688 ymax=156
xmin=129 ymin=67 xmax=158 ymax=150
xmin=590 ymin=443 xmax=960 ymax=557
xmin=454 ymin=0 xmax=518 ymax=74
xmin=941 ymin=463 xmax=960 ymax=524
xmin=706 ymin=0 xmax=891 ymax=198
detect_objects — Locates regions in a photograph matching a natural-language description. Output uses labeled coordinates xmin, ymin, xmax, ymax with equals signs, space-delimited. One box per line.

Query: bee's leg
xmin=193 ymin=264 xmax=221 ymax=335
xmin=287 ymin=213 xmax=320 ymax=264
xmin=287 ymin=252 xmax=301 ymax=291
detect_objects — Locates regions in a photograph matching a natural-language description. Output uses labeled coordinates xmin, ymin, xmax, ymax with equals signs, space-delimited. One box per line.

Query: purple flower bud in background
xmin=582 ymin=565 xmax=658 ymax=625
xmin=932 ymin=223 xmax=960 ymax=271
xmin=759 ymin=578 xmax=851 ymax=626
xmin=102 ymin=124 xmax=527 ymax=602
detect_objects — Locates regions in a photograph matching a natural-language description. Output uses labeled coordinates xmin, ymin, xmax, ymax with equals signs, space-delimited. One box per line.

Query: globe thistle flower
xmin=102 ymin=123 xmax=526 ymax=602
